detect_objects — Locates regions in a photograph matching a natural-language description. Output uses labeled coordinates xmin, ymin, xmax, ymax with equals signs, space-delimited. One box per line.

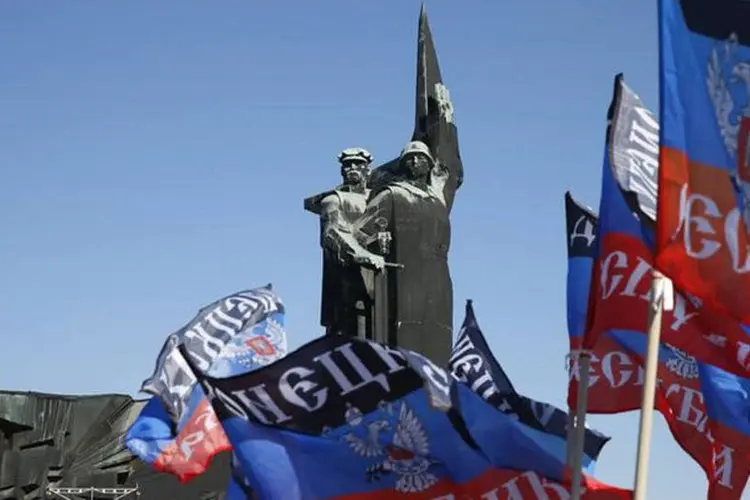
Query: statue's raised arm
xmin=412 ymin=5 xmax=463 ymax=213
xmin=424 ymin=108 xmax=462 ymax=213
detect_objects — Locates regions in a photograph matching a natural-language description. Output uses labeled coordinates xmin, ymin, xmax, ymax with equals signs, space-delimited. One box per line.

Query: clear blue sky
xmin=0 ymin=1 xmax=726 ymax=497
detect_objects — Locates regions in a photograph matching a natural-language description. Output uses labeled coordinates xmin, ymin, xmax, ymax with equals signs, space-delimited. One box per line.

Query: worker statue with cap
xmin=353 ymin=138 xmax=462 ymax=366
xmin=303 ymin=147 xmax=385 ymax=339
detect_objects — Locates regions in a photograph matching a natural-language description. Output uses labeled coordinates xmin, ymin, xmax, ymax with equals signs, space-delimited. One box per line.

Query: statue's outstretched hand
xmin=353 ymin=253 xmax=385 ymax=271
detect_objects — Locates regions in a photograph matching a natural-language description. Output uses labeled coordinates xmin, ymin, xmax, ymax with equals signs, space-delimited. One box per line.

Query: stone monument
xmin=0 ymin=391 xmax=230 ymax=500
xmin=303 ymin=147 xmax=380 ymax=340
xmin=304 ymin=5 xmax=463 ymax=366
xmin=0 ymin=6 xmax=464 ymax=497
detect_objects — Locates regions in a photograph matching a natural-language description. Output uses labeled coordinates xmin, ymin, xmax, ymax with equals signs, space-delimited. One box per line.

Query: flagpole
xmin=569 ymin=351 xmax=591 ymax=500
xmin=566 ymin=381 xmax=577 ymax=467
xmin=632 ymin=272 xmax=667 ymax=500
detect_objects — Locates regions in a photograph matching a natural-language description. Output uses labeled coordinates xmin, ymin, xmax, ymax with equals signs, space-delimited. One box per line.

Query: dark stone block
xmin=0 ymin=391 xmax=229 ymax=500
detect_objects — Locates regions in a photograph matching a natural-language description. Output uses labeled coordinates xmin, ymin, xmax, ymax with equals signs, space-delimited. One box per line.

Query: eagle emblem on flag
xmin=665 ymin=345 xmax=699 ymax=380
xmin=339 ymin=401 xmax=440 ymax=493
xmin=707 ymin=33 xmax=750 ymax=231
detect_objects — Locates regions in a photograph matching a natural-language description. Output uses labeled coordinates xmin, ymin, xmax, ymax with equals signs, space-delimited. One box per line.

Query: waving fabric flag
xmin=582 ymin=74 xmax=750 ymax=378
xmin=448 ymin=300 xmax=610 ymax=470
xmin=565 ymin=192 xmax=643 ymax=413
xmin=140 ymin=286 xmax=283 ymax=422
xmin=226 ymin=453 xmax=255 ymax=500
xmin=565 ymin=193 xmax=598 ymax=352
xmin=125 ymin=287 xmax=287 ymax=483
xmin=565 ymin=191 xmax=750 ymax=498
xmin=655 ymin=0 xmax=750 ymax=325
xmin=190 ymin=335 xmax=630 ymax=499
xmin=613 ymin=334 xmax=750 ymax=500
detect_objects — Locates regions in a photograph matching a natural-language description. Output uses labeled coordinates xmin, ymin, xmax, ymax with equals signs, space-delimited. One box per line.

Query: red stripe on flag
xmin=153 ymin=398 xmax=231 ymax=483
xmin=568 ymin=332 xmax=643 ymax=414
xmin=578 ymin=325 xmax=749 ymax=497
xmin=589 ymin=231 xmax=750 ymax=377
xmin=656 ymin=146 xmax=750 ymax=325
xmin=328 ymin=468 xmax=631 ymax=499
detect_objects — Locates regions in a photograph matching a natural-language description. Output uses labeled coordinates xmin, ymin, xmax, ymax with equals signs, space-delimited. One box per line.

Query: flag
xmin=140 ymin=285 xmax=283 ymax=423
xmin=655 ymin=0 xmax=750 ymax=325
xmin=226 ymin=453 xmax=255 ymax=500
xmin=566 ymin=191 xmax=750 ymax=498
xmin=189 ymin=335 xmax=629 ymax=499
xmin=126 ymin=289 xmax=287 ymax=483
xmin=565 ymin=192 xmax=645 ymax=412
xmin=448 ymin=299 xmax=610 ymax=470
xmin=582 ymin=75 xmax=750 ymax=377
xmin=613 ymin=332 xmax=750 ymax=500
xmin=475 ymin=470 xmax=630 ymax=500
xmin=565 ymin=193 xmax=598 ymax=351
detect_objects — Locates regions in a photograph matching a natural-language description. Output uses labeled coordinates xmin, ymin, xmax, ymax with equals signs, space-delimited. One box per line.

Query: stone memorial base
xmin=0 ymin=391 xmax=229 ymax=500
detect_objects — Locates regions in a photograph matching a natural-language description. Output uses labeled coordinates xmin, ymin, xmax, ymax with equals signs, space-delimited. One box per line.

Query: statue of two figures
xmin=304 ymin=139 xmax=460 ymax=365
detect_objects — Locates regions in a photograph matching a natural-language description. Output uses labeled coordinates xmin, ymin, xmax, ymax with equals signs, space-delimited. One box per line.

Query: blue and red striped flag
xmin=655 ymin=0 xmax=750 ymax=325
xmin=566 ymin=188 xmax=750 ymax=498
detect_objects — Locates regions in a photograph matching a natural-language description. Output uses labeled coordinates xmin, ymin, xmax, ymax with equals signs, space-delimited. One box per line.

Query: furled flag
xmin=566 ymin=191 xmax=750 ymax=498
xmin=188 ymin=335 xmax=631 ymax=499
xmin=565 ymin=193 xmax=598 ymax=352
xmin=655 ymin=0 xmax=750 ymax=324
xmin=448 ymin=299 xmax=610 ymax=471
xmin=125 ymin=286 xmax=286 ymax=483
xmin=581 ymin=74 xmax=750 ymax=377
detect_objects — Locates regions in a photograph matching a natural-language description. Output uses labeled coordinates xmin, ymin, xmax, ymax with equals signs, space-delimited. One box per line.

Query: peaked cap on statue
xmin=337 ymin=147 xmax=373 ymax=165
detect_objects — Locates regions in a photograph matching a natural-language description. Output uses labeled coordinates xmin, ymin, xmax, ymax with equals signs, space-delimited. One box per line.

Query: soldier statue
xmin=305 ymin=7 xmax=463 ymax=365
xmin=354 ymin=139 xmax=461 ymax=365
xmin=303 ymin=148 xmax=383 ymax=339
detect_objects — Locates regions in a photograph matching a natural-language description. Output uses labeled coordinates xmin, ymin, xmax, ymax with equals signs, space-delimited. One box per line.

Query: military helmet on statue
xmin=399 ymin=140 xmax=434 ymax=164
xmin=337 ymin=147 xmax=373 ymax=165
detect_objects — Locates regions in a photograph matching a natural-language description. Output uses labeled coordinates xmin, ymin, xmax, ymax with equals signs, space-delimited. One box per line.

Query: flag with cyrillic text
xmin=582 ymin=74 xmax=750 ymax=378
xmin=140 ymin=285 xmax=283 ymax=422
xmin=125 ymin=286 xmax=287 ymax=483
xmin=565 ymin=192 xmax=597 ymax=353
xmin=190 ymin=335 xmax=631 ymax=499
xmin=655 ymin=0 xmax=750 ymax=327
xmin=566 ymin=189 xmax=750 ymax=499
xmin=449 ymin=299 xmax=610 ymax=472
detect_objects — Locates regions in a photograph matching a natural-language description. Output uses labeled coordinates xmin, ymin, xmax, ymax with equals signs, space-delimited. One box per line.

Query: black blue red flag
xmin=566 ymin=184 xmax=750 ymax=498
xmin=448 ymin=300 xmax=610 ymax=471
xmin=140 ymin=285 xmax=283 ymax=423
xmin=189 ymin=335 xmax=630 ymax=499
xmin=581 ymin=75 xmax=750 ymax=378
xmin=126 ymin=286 xmax=287 ymax=487
xmin=655 ymin=0 xmax=750 ymax=325
xmin=565 ymin=193 xmax=598 ymax=352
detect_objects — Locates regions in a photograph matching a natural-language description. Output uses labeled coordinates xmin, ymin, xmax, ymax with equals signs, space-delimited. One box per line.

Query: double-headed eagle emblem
xmin=707 ymin=33 xmax=750 ymax=231
xmin=340 ymin=401 xmax=440 ymax=493
xmin=664 ymin=345 xmax=700 ymax=380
